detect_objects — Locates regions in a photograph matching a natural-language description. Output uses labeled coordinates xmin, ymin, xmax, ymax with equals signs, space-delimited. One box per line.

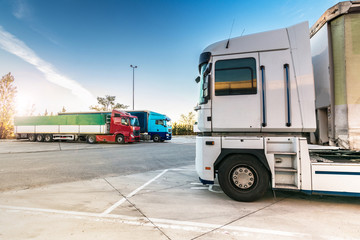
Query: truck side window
xmin=114 ymin=113 xmax=121 ymax=117
xmin=156 ymin=120 xmax=164 ymax=125
xmin=215 ymin=58 xmax=257 ymax=95
xmin=121 ymin=118 xmax=129 ymax=126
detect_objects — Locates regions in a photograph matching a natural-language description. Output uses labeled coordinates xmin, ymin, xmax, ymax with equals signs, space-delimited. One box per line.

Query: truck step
xmin=275 ymin=167 xmax=297 ymax=173
xmin=274 ymin=184 xmax=298 ymax=190
xmin=268 ymin=152 xmax=297 ymax=155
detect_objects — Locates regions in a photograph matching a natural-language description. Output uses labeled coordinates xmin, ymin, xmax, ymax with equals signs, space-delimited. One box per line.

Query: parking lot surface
xmin=0 ymin=137 xmax=359 ymax=239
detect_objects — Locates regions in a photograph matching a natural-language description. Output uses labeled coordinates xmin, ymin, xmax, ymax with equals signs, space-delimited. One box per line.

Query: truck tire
xmin=36 ymin=134 xmax=44 ymax=142
xmin=28 ymin=134 xmax=36 ymax=142
xmin=44 ymin=134 xmax=53 ymax=142
xmin=153 ymin=134 xmax=160 ymax=142
xmin=218 ymin=154 xmax=269 ymax=202
xmin=116 ymin=134 xmax=125 ymax=144
xmin=87 ymin=135 xmax=97 ymax=144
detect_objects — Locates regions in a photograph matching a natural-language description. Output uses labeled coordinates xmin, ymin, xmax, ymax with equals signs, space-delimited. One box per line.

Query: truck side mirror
xmin=204 ymin=63 xmax=212 ymax=76
xmin=195 ymin=76 xmax=200 ymax=83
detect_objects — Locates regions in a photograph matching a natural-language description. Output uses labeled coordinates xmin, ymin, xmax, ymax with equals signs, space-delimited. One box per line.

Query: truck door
xmin=259 ymin=50 xmax=302 ymax=132
xmin=212 ymin=53 xmax=261 ymax=132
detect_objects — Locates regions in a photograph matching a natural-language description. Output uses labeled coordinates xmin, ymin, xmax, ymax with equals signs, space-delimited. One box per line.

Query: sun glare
xmin=15 ymin=94 xmax=33 ymax=116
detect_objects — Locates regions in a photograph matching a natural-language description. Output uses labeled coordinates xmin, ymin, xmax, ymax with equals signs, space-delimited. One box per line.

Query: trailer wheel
xmin=116 ymin=134 xmax=125 ymax=144
xmin=28 ymin=134 xmax=36 ymax=142
xmin=218 ymin=155 xmax=269 ymax=202
xmin=153 ymin=134 xmax=160 ymax=142
xmin=44 ymin=134 xmax=53 ymax=142
xmin=36 ymin=134 xmax=44 ymax=142
xmin=87 ymin=135 xmax=97 ymax=144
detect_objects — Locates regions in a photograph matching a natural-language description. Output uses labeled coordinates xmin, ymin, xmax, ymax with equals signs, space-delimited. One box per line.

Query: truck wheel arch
xmin=214 ymin=149 xmax=270 ymax=174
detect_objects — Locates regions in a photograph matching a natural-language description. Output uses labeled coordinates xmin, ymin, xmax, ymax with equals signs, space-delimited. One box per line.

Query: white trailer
xmin=194 ymin=21 xmax=360 ymax=202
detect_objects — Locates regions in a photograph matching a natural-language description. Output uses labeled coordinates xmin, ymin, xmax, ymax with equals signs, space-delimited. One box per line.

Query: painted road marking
xmin=0 ymin=204 xmax=310 ymax=238
xmin=100 ymin=169 xmax=169 ymax=216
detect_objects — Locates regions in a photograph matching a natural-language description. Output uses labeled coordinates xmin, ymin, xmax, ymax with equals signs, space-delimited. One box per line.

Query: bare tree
xmin=179 ymin=112 xmax=196 ymax=125
xmin=89 ymin=95 xmax=129 ymax=111
xmin=26 ymin=104 xmax=36 ymax=116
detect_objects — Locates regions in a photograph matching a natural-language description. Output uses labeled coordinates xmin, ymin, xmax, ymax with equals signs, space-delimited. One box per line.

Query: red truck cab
xmin=96 ymin=110 xmax=140 ymax=143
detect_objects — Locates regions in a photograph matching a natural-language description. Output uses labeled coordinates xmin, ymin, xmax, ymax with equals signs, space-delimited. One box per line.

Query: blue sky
xmin=0 ymin=0 xmax=339 ymax=121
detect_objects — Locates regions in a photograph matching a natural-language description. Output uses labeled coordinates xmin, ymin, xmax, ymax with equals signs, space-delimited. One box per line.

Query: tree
xmin=172 ymin=112 xmax=197 ymax=135
xmin=61 ymin=106 xmax=66 ymax=113
xmin=26 ymin=104 xmax=36 ymax=116
xmin=179 ymin=112 xmax=196 ymax=125
xmin=0 ymin=73 xmax=17 ymax=139
xmin=44 ymin=109 xmax=48 ymax=116
xmin=89 ymin=95 xmax=129 ymax=111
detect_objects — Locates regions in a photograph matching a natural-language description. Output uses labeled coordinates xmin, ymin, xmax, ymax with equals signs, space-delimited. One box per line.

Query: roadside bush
xmin=172 ymin=122 xmax=195 ymax=135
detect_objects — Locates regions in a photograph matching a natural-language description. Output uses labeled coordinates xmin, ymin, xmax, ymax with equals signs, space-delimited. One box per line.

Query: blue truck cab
xmin=127 ymin=111 xmax=172 ymax=142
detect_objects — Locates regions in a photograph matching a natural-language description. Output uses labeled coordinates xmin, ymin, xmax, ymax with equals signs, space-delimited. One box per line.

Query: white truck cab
xmin=195 ymin=22 xmax=360 ymax=202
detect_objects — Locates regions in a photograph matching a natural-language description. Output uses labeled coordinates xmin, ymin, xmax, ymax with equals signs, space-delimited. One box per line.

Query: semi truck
xmin=127 ymin=110 xmax=172 ymax=142
xmin=15 ymin=110 xmax=140 ymax=144
xmin=194 ymin=19 xmax=360 ymax=201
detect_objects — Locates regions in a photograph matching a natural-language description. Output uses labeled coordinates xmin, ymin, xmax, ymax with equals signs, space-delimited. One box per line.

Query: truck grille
xmin=134 ymin=130 xmax=140 ymax=136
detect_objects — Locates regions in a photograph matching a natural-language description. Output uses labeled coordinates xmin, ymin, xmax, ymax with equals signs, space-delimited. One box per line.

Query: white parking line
xmin=0 ymin=204 xmax=310 ymax=238
xmin=100 ymin=169 xmax=169 ymax=216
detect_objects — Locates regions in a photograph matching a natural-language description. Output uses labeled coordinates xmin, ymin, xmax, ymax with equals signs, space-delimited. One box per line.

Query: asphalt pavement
xmin=0 ymin=136 xmax=359 ymax=240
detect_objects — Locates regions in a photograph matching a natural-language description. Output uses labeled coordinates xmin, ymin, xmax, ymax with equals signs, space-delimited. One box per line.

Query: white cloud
xmin=12 ymin=0 xmax=29 ymax=20
xmin=0 ymin=25 xmax=96 ymax=104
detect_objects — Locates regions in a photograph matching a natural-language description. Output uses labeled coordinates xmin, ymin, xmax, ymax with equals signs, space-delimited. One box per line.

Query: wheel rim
xmin=117 ymin=136 xmax=123 ymax=143
xmin=45 ymin=135 xmax=51 ymax=141
xmin=230 ymin=165 xmax=257 ymax=190
xmin=89 ymin=136 xmax=95 ymax=143
xmin=37 ymin=135 xmax=43 ymax=141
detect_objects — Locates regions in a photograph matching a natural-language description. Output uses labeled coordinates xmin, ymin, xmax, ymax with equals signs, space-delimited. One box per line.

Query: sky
xmin=0 ymin=0 xmax=339 ymax=121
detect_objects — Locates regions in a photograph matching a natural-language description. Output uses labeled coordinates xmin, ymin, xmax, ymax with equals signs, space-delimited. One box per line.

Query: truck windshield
xmin=198 ymin=63 xmax=207 ymax=104
xmin=130 ymin=117 xmax=139 ymax=126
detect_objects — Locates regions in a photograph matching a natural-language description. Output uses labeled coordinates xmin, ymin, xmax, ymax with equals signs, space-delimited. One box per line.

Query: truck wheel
xmin=218 ymin=155 xmax=269 ymax=202
xmin=87 ymin=135 xmax=97 ymax=144
xmin=36 ymin=134 xmax=44 ymax=142
xmin=153 ymin=134 xmax=160 ymax=142
xmin=44 ymin=134 xmax=53 ymax=142
xmin=28 ymin=134 xmax=36 ymax=142
xmin=116 ymin=134 xmax=125 ymax=144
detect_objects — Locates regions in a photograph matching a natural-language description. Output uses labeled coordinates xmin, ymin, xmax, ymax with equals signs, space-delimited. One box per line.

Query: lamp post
xmin=130 ymin=65 xmax=137 ymax=110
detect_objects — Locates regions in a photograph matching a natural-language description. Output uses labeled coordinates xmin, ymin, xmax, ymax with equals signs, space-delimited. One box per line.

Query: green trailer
xmin=14 ymin=112 xmax=111 ymax=142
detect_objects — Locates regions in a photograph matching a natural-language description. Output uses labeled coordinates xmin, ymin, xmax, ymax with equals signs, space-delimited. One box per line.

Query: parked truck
xmin=127 ymin=110 xmax=172 ymax=142
xmin=15 ymin=110 xmax=140 ymax=144
xmin=194 ymin=19 xmax=360 ymax=201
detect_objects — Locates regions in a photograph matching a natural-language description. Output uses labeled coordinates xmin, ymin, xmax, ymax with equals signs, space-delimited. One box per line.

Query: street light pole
xmin=130 ymin=65 xmax=137 ymax=110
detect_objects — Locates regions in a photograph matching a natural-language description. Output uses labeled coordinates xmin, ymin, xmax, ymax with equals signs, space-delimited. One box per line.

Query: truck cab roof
xmin=201 ymin=22 xmax=310 ymax=57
